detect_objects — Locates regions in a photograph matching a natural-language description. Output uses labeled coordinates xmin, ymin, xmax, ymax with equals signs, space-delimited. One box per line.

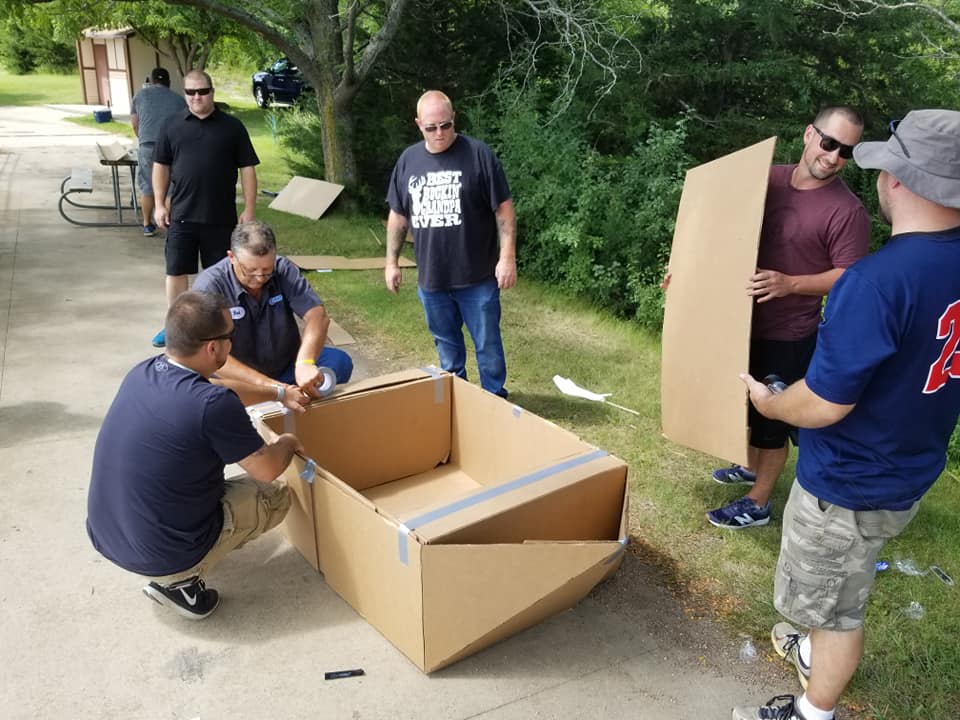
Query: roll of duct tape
xmin=316 ymin=366 xmax=337 ymax=397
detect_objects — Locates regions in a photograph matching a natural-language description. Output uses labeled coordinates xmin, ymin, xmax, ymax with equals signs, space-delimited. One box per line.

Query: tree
xmin=0 ymin=6 xmax=75 ymax=74
xmin=15 ymin=0 xmax=643 ymax=190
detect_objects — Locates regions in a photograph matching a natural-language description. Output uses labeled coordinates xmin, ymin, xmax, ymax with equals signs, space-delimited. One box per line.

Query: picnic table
xmin=58 ymin=143 xmax=141 ymax=227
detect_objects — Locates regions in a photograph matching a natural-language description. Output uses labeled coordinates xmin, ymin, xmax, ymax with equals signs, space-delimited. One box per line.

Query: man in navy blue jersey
xmin=732 ymin=110 xmax=960 ymax=720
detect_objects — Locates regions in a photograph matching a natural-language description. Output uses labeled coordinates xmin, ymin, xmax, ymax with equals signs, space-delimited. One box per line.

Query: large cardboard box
xmin=250 ymin=369 xmax=629 ymax=672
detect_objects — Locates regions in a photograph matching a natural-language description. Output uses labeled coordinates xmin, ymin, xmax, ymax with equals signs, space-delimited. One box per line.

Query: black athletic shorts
xmin=165 ymin=221 xmax=234 ymax=276
xmin=748 ymin=333 xmax=817 ymax=449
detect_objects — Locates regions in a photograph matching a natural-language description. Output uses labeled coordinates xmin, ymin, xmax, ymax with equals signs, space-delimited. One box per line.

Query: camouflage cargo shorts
xmin=774 ymin=479 xmax=918 ymax=631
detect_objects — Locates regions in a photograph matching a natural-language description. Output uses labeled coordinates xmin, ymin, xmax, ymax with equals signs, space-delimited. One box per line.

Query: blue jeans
xmin=417 ymin=278 xmax=507 ymax=397
xmin=277 ymin=347 xmax=353 ymax=385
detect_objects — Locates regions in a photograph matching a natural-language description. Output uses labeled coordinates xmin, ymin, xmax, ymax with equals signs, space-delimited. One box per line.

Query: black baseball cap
xmin=150 ymin=67 xmax=171 ymax=86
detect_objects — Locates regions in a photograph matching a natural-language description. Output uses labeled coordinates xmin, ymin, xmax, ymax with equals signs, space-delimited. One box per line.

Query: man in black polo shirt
xmin=151 ymin=69 xmax=259 ymax=348
xmin=192 ymin=220 xmax=353 ymax=401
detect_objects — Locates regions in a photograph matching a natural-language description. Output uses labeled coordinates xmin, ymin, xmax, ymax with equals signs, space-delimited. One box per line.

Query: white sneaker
xmin=771 ymin=622 xmax=811 ymax=689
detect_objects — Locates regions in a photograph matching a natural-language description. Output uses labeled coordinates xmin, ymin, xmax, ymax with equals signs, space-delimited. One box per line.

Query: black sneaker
xmin=732 ymin=694 xmax=815 ymax=720
xmin=143 ymin=577 xmax=220 ymax=620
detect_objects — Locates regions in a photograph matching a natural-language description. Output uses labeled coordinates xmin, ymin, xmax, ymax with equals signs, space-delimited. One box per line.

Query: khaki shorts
xmin=148 ymin=476 xmax=291 ymax=587
xmin=774 ymin=479 xmax=918 ymax=631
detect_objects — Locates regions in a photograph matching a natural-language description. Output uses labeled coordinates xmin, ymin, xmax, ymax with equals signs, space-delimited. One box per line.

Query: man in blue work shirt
xmin=192 ymin=220 xmax=353 ymax=403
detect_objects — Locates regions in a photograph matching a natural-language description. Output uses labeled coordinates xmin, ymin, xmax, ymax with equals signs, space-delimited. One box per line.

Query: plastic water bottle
xmin=739 ymin=638 xmax=758 ymax=662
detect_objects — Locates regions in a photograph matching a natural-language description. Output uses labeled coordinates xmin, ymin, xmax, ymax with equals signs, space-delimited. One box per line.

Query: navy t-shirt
xmin=154 ymin=108 xmax=259 ymax=225
xmin=86 ymin=356 xmax=265 ymax=576
xmin=798 ymin=227 xmax=960 ymax=510
xmin=193 ymin=256 xmax=321 ymax=379
xmin=387 ymin=134 xmax=511 ymax=291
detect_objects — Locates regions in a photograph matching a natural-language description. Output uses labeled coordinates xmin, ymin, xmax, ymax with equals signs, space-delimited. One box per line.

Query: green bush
xmin=471 ymin=87 xmax=690 ymax=328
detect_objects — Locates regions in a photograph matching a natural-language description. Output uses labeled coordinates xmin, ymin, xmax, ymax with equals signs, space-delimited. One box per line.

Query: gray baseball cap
xmin=853 ymin=109 xmax=960 ymax=209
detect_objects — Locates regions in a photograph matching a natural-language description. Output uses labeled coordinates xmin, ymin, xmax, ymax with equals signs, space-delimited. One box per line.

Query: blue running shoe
xmin=143 ymin=223 xmax=157 ymax=237
xmin=707 ymin=496 xmax=771 ymax=529
xmin=151 ymin=328 xmax=166 ymax=348
xmin=712 ymin=464 xmax=757 ymax=486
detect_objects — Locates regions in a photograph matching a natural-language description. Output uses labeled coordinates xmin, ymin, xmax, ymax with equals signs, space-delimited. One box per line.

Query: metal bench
xmin=58 ymin=144 xmax=141 ymax=227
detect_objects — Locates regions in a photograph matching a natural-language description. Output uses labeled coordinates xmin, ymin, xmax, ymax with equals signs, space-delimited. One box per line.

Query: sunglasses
xmin=811 ymin=125 xmax=855 ymax=159
xmin=889 ymin=119 xmax=911 ymax=158
xmin=421 ymin=120 xmax=454 ymax=133
xmin=200 ymin=329 xmax=234 ymax=342
xmin=184 ymin=87 xmax=213 ymax=96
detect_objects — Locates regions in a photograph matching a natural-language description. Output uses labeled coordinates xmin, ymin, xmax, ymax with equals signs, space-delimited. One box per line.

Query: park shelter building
xmin=75 ymin=28 xmax=185 ymax=114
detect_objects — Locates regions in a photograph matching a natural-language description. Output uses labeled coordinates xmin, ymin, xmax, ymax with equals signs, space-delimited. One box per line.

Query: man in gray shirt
xmin=130 ymin=67 xmax=186 ymax=237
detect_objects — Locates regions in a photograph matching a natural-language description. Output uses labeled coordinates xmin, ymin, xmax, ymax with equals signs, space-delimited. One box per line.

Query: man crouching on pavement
xmin=86 ymin=291 xmax=304 ymax=619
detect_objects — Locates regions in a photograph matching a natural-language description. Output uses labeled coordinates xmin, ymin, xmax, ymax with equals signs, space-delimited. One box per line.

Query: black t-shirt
xmin=86 ymin=356 xmax=264 ymax=576
xmin=154 ymin=109 xmax=260 ymax=225
xmin=387 ymin=134 xmax=511 ymax=291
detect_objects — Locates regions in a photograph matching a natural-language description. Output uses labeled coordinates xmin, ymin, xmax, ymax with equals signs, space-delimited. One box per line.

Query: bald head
xmin=417 ymin=91 xmax=453 ymax=119
xmin=415 ymin=91 xmax=457 ymax=154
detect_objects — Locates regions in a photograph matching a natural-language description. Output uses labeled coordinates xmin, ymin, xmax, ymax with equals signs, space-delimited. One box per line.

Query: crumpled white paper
xmin=552 ymin=375 xmax=640 ymax=415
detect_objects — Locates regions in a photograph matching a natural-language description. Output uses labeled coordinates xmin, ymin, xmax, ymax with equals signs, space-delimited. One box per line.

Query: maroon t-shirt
xmin=752 ymin=164 xmax=870 ymax=341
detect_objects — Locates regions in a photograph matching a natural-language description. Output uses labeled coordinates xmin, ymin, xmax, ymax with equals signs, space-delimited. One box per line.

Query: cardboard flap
xmin=279 ymin=454 xmax=321 ymax=570
xmin=97 ymin=141 xmax=134 ymax=162
xmin=421 ymin=542 xmax=620 ymax=671
xmin=252 ymin=368 xmax=443 ymax=427
xmin=268 ymin=176 xmax=344 ymax=219
xmin=661 ymin=136 xmax=776 ymax=466
xmin=279 ymin=372 xmax=452 ymax=491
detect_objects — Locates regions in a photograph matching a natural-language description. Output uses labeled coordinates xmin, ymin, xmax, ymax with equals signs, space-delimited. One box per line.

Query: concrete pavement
xmin=0 ymin=105 xmax=786 ymax=719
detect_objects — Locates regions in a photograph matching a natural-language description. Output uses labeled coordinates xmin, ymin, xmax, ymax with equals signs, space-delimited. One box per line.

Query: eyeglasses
xmin=235 ymin=261 xmax=274 ymax=280
xmin=184 ymin=87 xmax=213 ymax=96
xmin=889 ymin=119 xmax=911 ymax=158
xmin=811 ymin=125 xmax=855 ymax=159
xmin=200 ymin=329 xmax=234 ymax=342
xmin=421 ymin=120 xmax=454 ymax=133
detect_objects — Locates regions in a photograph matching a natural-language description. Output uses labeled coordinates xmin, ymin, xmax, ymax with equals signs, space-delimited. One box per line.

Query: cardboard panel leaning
xmin=250 ymin=369 xmax=629 ymax=672
xmin=661 ymin=137 xmax=777 ymax=467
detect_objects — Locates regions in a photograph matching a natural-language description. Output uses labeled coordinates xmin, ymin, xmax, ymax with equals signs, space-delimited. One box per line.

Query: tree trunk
xmin=314 ymin=89 xmax=357 ymax=188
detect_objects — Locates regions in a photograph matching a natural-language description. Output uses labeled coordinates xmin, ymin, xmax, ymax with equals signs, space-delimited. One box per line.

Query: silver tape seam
xmin=282 ymin=407 xmax=295 ymax=434
xmin=299 ymin=458 xmax=317 ymax=483
xmin=396 ymin=448 xmax=609 ymax=565
xmin=420 ymin=366 xmax=445 ymax=404
xmin=604 ymin=536 xmax=629 ymax=565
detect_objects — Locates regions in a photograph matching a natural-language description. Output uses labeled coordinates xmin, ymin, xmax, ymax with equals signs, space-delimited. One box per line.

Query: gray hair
xmin=230 ymin=220 xmax=277 ymax=257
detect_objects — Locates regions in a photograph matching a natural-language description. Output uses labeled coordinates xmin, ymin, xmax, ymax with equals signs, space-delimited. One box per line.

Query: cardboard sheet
xmin=287 ymin=255 xmax=416 ymax=270
xmin=96 ymin=142 xmax=135 ymax=162
xmin=268 ymin=175 xmax=344 ymax=219
xmin=326 ymin=318 xmax=355 ymax=346
xmin=660 ymin=137 xmax=777 ymax=467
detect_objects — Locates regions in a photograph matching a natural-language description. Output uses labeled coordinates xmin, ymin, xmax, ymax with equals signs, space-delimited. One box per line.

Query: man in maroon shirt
xmin=707 ymin=106 xmax=871 ymax=529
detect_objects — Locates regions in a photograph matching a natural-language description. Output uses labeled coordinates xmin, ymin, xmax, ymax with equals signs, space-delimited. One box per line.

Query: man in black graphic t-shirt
xmin=385 ymin=90 xmax=517 ymax=397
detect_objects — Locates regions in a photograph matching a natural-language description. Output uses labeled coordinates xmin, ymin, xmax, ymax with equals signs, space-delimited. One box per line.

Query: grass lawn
xmin=63 ymin=115 xmax=136 ymax=139
xmin=7 ymin=68 xmax=958 ymax=720
xmin=0 ymin=68 xmax=81 ymax=105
